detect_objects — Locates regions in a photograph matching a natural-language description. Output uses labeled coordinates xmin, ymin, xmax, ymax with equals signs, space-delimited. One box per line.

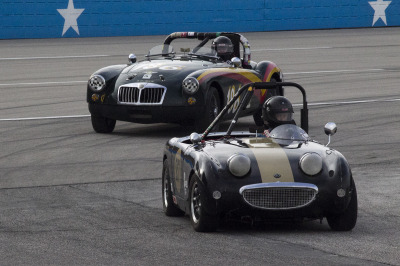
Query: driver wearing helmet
xmin=262 ymin=96 xmax=295 ymax=136
xmin=211 ymin=36 xmax=234 ymax=62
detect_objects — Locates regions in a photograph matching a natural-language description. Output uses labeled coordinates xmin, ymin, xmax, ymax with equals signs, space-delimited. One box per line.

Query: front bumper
xmin=205 ymin=181 xmax=351 ymax=220
xmin=88 ymin=103 xmax=203 ymax=124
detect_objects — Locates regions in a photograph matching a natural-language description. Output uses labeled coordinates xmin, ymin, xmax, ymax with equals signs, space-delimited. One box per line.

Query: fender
xmin=254 ymin=61 xmax=283 ymax=103
xmin=87 ymin=64 xmax=126 ymax=103
xmin=93 ymin=64 xmax=127 ymax=82
xmin=195 ymin=68 xmax=262 ymax=86
xmin=255 ymin=61 xmax=282 ymax=82
xmin=188 ymin=151 xmax=221 ymax=216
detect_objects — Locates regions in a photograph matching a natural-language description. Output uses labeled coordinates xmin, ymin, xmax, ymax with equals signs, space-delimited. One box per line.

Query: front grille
xmin=241 ymin=185 xmax=317 ymax=210
xmin=118 ymin=84 xmax=166 ymax=105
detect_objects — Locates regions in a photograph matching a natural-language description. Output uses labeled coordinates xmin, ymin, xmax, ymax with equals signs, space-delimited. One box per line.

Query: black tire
xmin=196 ymin=86 xmax=220 ymax=132
xmin=189 ymin=175 xmax=219 ymax=232
xmin=91 ymin=114 xmax=116 ymax=133
xmin=253 ymin=77 xmax=277 ymax=126
xmin=162 ymin=160 xmax=184 ymax=216
xmin=326 ymin=178 xmax=358 ymax=231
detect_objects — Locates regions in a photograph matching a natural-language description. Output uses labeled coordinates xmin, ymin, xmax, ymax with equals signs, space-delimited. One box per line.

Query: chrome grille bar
xmin=118 ymin=83 xmax=166 ymax=105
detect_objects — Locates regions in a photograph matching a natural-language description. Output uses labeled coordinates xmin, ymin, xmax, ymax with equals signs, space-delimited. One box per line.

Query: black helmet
xmin=262 ymin=96 xmax=294 ymax=127
xmin=211 ymin=36 xmax=234 ymax=61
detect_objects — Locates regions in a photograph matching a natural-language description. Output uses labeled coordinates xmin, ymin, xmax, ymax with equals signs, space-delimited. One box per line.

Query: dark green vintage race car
xmin=162 ymin=82 xmax=357 ymax=232
xmin=87 ymin=32 xmax=283 ymax=133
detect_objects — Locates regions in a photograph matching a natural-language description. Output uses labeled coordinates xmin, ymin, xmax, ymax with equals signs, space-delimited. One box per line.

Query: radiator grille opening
xmin=118 ymin=85 xmax=165 ymax=105
xmin=242 ymin=187 xmax=317 ymax=210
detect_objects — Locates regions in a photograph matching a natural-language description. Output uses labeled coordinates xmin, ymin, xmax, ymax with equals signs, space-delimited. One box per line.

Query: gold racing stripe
xmin=244 ymin=138 xmax=294 ymax=183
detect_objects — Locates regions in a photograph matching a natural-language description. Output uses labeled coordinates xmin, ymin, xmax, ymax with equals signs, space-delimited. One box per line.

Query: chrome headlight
xmin=182 ymin=77 xmax=199 ymax=94
xmin=299 ymin=153 xmax=323 ymax=176
xmin=88 ymin=74 xmax=106 ymax=91
xmin=227 ymin=153 xmax=251 ymax=177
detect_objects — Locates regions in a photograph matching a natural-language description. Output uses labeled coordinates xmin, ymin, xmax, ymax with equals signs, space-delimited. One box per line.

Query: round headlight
xmin=182 ymin=77 xmax=199 ymax=94
xmin=88 ymin=75 xmax=106 ymax=91
xmin=227 ymin=153 xmax=251 ymax=177
xmin=299 ymin=153 xmax=323 ymax=176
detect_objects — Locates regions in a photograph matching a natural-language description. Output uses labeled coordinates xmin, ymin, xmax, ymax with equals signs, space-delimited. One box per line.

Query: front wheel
xmin=189 ymin=175 xmax=219 ymax=232
xmin=91 ymin=114 xmax=116 ymax=133
xmin=196 ymin=86 xmax=220 ymax=132
xmin=326 ymin=178 xmax=358 ymax=231
xmin=162 ymin=160 xmax=184 ymax=217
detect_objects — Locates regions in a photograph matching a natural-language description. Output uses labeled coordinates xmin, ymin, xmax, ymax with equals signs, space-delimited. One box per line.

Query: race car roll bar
xmin=163 ymin=32 xmax=251 ymax=67
xmin=202 ymin=81 xmax=309 ymax=140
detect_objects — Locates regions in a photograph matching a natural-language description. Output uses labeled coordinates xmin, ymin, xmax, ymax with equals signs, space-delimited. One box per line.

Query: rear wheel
xmin=326 ymin=178 xmax=358 ymax=231
xmin=91 ymin=114 xmax=116 ymax=133
xmin=162 ymin=160 xmax=184 ymax=216
xmin=189 ymin=175 xmax=219 ymax=232
xmin=196 ymin=86 xmax=220 ymax=132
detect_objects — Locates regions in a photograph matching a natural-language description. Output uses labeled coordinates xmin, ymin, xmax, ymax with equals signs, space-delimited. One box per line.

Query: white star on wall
xmin=57 ymin=0 xmax=85 ymax=36
xmin=369 ymin=0 xmax=391 ymax=26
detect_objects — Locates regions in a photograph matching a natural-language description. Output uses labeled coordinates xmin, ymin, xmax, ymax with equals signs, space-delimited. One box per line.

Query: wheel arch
xmin=209 ymin=81 xmax=224 ymax=109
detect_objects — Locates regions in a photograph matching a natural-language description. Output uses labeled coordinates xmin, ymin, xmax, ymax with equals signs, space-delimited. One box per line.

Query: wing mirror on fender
xmin=230 ymin=57 xmax=241 ymax=68
xmin=324 ymin=122 xmax=337 ymax=146
xmin=190 ymin=132 xmax=201 ymax=144
xmin=128 ymin=53 xmax=137 ymax=64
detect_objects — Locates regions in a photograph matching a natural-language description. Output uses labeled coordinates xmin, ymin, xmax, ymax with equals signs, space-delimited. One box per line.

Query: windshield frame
xmin=268 ymin=124 xmax=310 ymax=146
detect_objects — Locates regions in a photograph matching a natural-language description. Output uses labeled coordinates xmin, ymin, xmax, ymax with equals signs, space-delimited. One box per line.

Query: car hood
xmin=118 ymin=59 xmax=216 ymax=85
xmin=201 ymin=137 xmax=333 ymax=183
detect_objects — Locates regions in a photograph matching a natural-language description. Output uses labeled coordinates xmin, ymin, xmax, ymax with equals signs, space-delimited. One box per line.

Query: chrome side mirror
xmin=190 ymin=132 xmax=201 ymax=144
xmin=231 ymin=57 xmax=241 ymax=68
xmin=128 ymin=53 xmax=137 ymax=64
xmin=324 ymin=122 xmax=337 ymax=146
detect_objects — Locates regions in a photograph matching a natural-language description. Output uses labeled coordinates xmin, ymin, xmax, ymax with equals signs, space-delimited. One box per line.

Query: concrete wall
xmin=1 ymin=0 xmax=399 ymax=39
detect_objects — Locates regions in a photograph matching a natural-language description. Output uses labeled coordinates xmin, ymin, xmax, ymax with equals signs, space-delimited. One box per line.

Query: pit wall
xmin=1 ymin=0 xmax=399 ymax=39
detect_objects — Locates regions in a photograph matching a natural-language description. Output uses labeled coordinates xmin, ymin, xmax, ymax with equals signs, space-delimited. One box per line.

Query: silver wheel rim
xmin=191 ymin=182 xmax=201 ymax=224
xmin=163 ymin=168 xmax=168 ymax=208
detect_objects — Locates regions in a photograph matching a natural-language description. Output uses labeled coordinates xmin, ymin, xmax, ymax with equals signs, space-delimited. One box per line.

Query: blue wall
xmin=1 ymin=0 xmax=399 ymax=39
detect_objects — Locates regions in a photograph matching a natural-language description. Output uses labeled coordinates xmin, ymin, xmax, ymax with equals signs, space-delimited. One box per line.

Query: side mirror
xmin=128 ymin=53 xmax=137 ymax=64
xmin=324 ymin=122 xmax=337 ymax=146
xmin=190 ymin=132 xmax=201 ymax=144
xmin=324 ymin=122 xmax=337 ymax=136
xmin=231 ymin=57 xmax=241 ymax=68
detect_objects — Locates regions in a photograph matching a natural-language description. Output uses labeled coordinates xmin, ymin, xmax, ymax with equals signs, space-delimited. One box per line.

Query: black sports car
xmin=162 ymin=82 xmax=357 ymax=232
xmin=87 ymin=32 xmax=283 ymax=133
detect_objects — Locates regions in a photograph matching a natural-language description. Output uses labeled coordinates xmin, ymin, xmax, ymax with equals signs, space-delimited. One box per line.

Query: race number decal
xmin=227 ymin=85 xmax=241 ymax=113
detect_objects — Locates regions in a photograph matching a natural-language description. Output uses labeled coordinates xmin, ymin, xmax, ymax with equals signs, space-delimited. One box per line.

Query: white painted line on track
xmin=2 ymin=47 xmax=331 ymax=60
xmin=2 ymin=99 xmax=399 ymax=122
xmin=0 ymin=55 xmax=111 ymax=61
xmin=0 ymin=69 xmax=386 ymax=88
xmin=0 ymin=81 xmax=87 ymax=87
xmin=293 ymin=98 xmax=400 ymax=107
xmin=0 ymin=115 xmax=90 ymax=121
xmin=252 ymin=47 xmax=332 ymax=51
xmin=285 ymin=68 xmax=385 ymax=75
xmin=309 ymin=98 xmax=400 ymax=106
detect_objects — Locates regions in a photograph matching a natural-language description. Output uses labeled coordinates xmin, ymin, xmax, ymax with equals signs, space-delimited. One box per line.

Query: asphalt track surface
xmin=1 ymin=28 xmax=399 ymax=265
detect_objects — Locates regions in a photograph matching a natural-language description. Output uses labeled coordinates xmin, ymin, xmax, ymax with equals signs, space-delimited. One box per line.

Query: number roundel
xmin=227 ymin=85 xmax=241 ymax=113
